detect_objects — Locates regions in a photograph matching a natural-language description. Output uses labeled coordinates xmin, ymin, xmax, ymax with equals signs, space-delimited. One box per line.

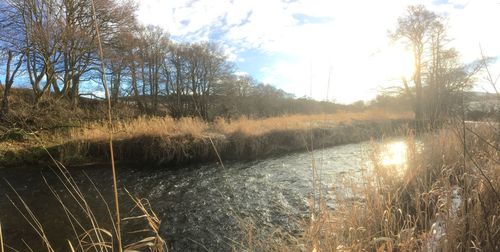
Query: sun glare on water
xmin=381 ymin=141 xmax=408 ymax=167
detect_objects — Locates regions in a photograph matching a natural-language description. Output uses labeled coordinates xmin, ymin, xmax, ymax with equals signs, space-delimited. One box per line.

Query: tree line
xmin=1 ymin=0 xmax=333 ymax=121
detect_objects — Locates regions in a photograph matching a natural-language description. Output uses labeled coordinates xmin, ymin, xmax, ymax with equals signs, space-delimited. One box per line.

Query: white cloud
xmin=222 ymin=45 xmax=240 ymax=62
xmin=136 ymin=0 xmax=500 ymax=103
xmin=234 ymin=71 xmax=249 ymax=77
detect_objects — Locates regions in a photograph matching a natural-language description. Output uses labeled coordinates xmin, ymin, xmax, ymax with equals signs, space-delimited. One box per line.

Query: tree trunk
xmin=130 ymin=63 xmax=144 ymax=111
xmin=71 ymin=75 xmax=80 ymax=108
xmin=1 ymin=51 xmax=24 ymax=116
xmin=413 ymin=45 xmax=424 ymax=131
xmin=1 ymin=52 xmax=13 ymax=116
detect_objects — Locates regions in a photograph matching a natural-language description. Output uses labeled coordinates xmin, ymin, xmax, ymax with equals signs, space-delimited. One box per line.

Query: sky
xmin=136 ymin=0 xmax=500 ymax=103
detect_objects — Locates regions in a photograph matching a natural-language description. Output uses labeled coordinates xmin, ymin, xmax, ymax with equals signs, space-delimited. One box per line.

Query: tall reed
xmin=71 ymin=110 xmax=412 ymax=141
xmin=90 ymin=0 xmax=122 ymax=249
xmin=242 ymin=121 xmax=499 ymax=251
xmin=0 ymin=222 xmax=4 ymax=252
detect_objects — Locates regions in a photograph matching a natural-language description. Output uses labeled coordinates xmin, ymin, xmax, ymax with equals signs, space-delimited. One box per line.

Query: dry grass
xmin=0 ymin=222 xmax=4 ymax=252
xmin=215 ymin=109 xmax=412 ymax=136
xmin=58 ymin=110 xmax=413 ymax=165
xmin=3 ymin=159 xmax=168 ymax=251
xmin=72 ymin=116 xmax=209 ymax=141
xmin=123 ymin=189 xmax=166 ymax=252
xmin=350 ymin=124 xmax=497 ymax=250
xmin=0 ymin=109 xmax=412 ymax=167
xmin=244 ymin=121 xmax=499 ymax=251
xmin=71 ymin=109 xmax=413 ymax=141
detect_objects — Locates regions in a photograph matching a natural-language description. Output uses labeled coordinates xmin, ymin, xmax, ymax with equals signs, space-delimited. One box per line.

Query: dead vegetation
xmin=59 ymin=110 xmax=412 ymax=166
xmin=0 ymin=102 xmax=413 ymax=167
xmin=240 ymin=122 xmax=499 ymax=251
xmin=2 ymin=160 xmax=167 ymax=251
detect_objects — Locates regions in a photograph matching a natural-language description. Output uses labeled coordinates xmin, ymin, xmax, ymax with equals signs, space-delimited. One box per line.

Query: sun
xmin=380 ymin=43 xmax=415 ymax=79
xmin=381 ymin=141 xmax=408 ymax=167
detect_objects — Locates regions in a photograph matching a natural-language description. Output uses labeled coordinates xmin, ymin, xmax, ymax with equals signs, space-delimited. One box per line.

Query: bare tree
xmin=167 ymin=43 xmax=189 ymax=117
xmin=121 ymin=29 xmax=145 ymax=110
xmin=392 ymin=5 xmax=483 ymax=129
xmin=1 ymin=0 xmax=137 ymax=108
xmin=391 ymin=5 xmax=437 ymax=129
xmin=135 ymin=25 xmax=170 ymax=113
xmin=0 ymin=51 xmax=25 ymax=115
xmin=61 ymin=0 xmax=137 ymax=106
xmin=0 ymin=1 xmax=26 ymax=115
xmin=184 ymin=42 xmax=232 ymax=118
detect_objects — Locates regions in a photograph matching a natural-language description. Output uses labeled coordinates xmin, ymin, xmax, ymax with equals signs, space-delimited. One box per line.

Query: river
xmin=0 ymin=138 xmax=408 ymax=251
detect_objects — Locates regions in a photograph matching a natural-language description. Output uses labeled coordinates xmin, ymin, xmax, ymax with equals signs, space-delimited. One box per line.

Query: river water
xmin=0 ymin=138 xmax=408 ymax=251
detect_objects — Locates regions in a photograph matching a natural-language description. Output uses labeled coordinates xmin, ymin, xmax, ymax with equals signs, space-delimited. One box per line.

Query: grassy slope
xmin=1 ymin=107 xmax=413 ymax=167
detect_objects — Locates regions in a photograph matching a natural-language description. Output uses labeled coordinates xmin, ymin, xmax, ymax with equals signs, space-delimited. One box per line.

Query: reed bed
xmin=71 ymin=110 xmax=413 ymax=141
xmin=0 ymin=110 xmax=412 ymax=167
xmin=72 ymin=116 xmax=209 ymax=141
xmin=242 ymin=121 xmax=499 ymax=251
xmin=214 ymin=110 xmax=412 ymax=136
xmin=58 ymin=111 xmax=412 ymax=166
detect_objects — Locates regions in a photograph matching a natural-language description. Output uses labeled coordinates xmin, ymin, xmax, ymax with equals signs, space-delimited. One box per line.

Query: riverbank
xmin=244 ymin=121 xmax=500 ymax=251
xmin=0 ymin=110 xmax=413 ymax=168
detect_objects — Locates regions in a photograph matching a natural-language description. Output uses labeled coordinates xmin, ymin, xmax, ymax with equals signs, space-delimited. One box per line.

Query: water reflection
xmin=380 ymin=140 xmax=408 ymax=174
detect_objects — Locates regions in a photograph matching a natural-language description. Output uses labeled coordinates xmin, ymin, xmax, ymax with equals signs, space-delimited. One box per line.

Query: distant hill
xmin=466 ymin=91 xmax=499 ymax=112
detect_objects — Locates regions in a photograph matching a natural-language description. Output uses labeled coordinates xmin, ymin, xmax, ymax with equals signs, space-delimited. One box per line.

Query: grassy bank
xmin=60 ymin=110 xmax=412 ymax=167
xmin=0 ymin=110 xmax=413 ymax=168
xmin=241 ymin=122 xmax=499 ymax=251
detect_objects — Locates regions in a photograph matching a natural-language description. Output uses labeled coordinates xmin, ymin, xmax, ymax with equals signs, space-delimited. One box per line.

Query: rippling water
xmin=0 ymin=138 xmax=408 ymax=251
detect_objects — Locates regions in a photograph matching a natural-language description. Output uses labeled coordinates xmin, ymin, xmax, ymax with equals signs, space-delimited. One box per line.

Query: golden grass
xmin=123 ymin=189 xmax=166 ymax=252
xmin=71 ymin=109 xmax=413 ymax=141
xmin=49 ymin=109 xmax=413 ymax=166
xmin=3 ymin=159 xmax=167 ymax=251
xmin=0 ymin=222 xmax=3 ymax=252
xmin=72 ymin=116 xmax=209 ymax=141
xmin=242 ymin=121 xmax=499 ymax=251
xmin=0 ymin=109 xmax=412 ymax=167
xmin=215 ymin=109 xmax=412 ymax=136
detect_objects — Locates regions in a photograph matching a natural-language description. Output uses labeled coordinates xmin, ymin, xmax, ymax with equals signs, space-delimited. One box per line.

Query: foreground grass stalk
xmin=0 ymin=222 xmax=3 ymax=252
xmin=90 ymin=1 xmax=122 ymax=251
xmin=4 ymin=180 xmax=55 ymax=252
xmin=243 ymin=122 xmax=498 ymax=251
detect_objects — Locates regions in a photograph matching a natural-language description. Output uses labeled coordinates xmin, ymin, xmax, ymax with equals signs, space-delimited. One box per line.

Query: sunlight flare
xmin=381 ymin=140 xmax=408 ymax=167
